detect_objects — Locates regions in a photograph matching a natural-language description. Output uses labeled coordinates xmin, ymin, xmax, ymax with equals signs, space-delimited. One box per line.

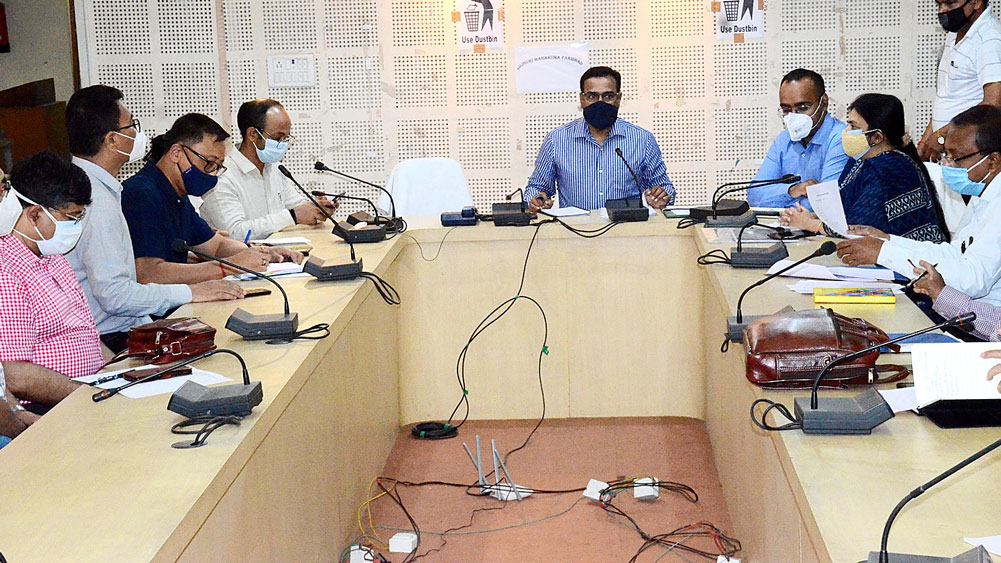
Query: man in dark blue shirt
xmin=122 ymin=113 xmax=300 ymax=285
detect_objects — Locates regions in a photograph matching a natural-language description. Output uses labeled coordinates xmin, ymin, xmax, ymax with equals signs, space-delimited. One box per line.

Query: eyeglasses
xmin=111 ymin=118 xmax=142 ymax=133
xmin=940 ymin=150 xmax=988 ymax=167
xmin=52 ymin=208 xmax=86 ymax=224
xmin=778 ymin=102 xmax=819 ymax=117
xmin=255 ymin=127 xmax=296 ymax=146
xmin=581 ymin=91 xmax=621 ymax=103
xmin=181 ymin=145 xmax=226 ymax=175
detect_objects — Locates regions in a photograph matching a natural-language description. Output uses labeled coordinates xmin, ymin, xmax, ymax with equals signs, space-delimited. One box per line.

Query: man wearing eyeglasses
xmin=65 ymin=86 xmax=246 ymax=355
xmin=525 ymin=66 xmax=674 ymax=213
xmin=838 ymin=104 xmax=1001 ymax=307
xmin=121 ymin=113 xmax=301 ymax=289
xmin=747 ymin=68 xmax=848 ymax=210
xmin=199 ymin=99 xmax=338 ymax=241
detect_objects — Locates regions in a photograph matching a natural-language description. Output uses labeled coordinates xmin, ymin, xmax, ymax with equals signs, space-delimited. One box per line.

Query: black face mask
xmin=583 ymin=101 xmax=619 ymax=131
xmin=939 ymin=3 xmax=971 ymax=32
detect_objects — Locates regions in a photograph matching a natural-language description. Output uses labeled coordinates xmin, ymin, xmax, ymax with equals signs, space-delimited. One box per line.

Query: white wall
xmin=0 ymin=0 xmax=75 ymax=101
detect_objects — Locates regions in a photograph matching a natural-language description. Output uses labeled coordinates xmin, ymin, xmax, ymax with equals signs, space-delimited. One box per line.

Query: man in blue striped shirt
xmin=525 ymin=67 xmax=674 ymax=212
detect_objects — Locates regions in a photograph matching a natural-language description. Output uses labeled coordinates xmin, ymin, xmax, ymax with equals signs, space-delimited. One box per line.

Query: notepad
xmin=812 ymin=287 xmax=896 ymax=304
xmin=911 ymin=343 xmax=1001 ymax=409
xmin=231 ymin=262 xmax=305 ymax=281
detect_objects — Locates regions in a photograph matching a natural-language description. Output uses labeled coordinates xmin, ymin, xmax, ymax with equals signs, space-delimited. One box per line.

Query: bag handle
xmin=755 ymin=364 xmax=909 ymax=389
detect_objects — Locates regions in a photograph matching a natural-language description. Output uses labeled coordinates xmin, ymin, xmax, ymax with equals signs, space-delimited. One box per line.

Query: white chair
xmin=378 ymin=158 xmax=474 ymax=216
xmin=924 ymin=161 xmax=967 ymax=240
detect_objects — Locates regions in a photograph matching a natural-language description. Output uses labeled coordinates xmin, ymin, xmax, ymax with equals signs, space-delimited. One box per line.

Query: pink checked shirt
xmin=0 ymin=234 xmax=104 ymax=378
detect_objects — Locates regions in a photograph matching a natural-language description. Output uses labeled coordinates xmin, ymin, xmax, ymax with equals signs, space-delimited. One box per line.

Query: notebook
xmin=812 ymin=287 xmax=896 ymax=304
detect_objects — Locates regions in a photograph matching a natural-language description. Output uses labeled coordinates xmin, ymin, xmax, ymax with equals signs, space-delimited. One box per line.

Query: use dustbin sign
xmin=716 ymin=0 xmax=764 ymax=42
xmin=455 ymin=0 xmax=503 ymax=52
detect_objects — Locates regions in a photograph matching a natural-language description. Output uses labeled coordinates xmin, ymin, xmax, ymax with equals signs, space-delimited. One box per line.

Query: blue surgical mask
xmin=254 ymin=128 xmax=289 ymax=164
xmin=942 ymin=155 xmax=991 ymax=197
xmin=177 ymin=163 xmax=218 ymax=197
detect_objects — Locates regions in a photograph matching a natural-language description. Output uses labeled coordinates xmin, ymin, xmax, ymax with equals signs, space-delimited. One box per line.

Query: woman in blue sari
xmin=781 ymin=94 xmax=949 ymax=242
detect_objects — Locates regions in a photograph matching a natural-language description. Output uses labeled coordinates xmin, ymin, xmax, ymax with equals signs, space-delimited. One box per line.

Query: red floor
xmin=360 ymin=417 xmax=736 ymax=562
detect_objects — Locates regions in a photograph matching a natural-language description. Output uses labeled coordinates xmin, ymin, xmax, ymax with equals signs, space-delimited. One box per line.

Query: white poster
xmin=514 ymin=43 xmax=589 ymax=94
xmin=456 ymin=0 xmax=503 ymax=52
xmin=716 ymin=0 xmax=764 ymax=42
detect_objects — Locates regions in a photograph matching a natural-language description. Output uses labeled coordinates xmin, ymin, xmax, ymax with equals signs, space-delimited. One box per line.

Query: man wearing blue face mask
xmin=837 ymin=105 xmax=1001 ymax=306
xmin=525 ymin=66 xmax=674 ymax=212
xmin=122 ymin=113 xmax=302 ymax=287
xmin=199 ymin=99 xmax=338 ymax=241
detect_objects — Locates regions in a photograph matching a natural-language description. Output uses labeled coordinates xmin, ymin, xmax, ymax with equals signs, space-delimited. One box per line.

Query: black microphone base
xmin=794 ymin=388 xmax=894 ymax=435
xmin=705 ymin=209 xmax=756 ymax=228
xmin=167 ymin=380 xmax=264 ymax=418
xmin=225 ymin=309 xmax=299 ymax=340
xmin=726 ymin=306 xmax=794 ymax=343
xmin=607 ymin=206 xmax=650 ymax=222
xmin=347 ymin=211 xmax=388 ymax=226
xmin=730 ymin=242 xmax=789 ymax=269
xmin=866 ymin=546 xmax=993 ymax=562
xmin=303 ymin=255 xmax=363 ymax=281
xmin=492 ymin=202 xmax=532 ymax=226
xmin=691 ymin=199 xmax=750 ymax=221
xmin=334 ymin=221 xmax=387 ymax=243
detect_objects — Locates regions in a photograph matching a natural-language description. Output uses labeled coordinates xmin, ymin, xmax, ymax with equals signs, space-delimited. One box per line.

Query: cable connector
xmin=633 ymin=477 xmax=660 ymax=501
xmin=717 ymin=556 xmax=741 ymax=563
xmin=389 ymin=532 xmax=418 ymax=553
xmin=348 ymin=545 xmax=376 ymax=563
xmin=583 ymin=478 xmax=609 ymax=502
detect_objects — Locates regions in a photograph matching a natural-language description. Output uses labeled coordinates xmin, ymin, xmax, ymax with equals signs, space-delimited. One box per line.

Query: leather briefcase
xmin=743 ymin=309 xmax=907 ymax=389
xmin=126 ymin=318 xmax=217 ymax=365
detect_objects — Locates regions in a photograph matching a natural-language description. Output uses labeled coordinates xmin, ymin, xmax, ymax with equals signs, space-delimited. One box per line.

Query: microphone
xmin=279 ymin=164 xmax=386 ymax=246
xmin=492 ymin=188 xmax=531 ymax=227
xmin=310 ymin=190 xmax=381 ymax=223
xmin=607 ymin=148 xmax=649 ymax=223
xmin=726 ymin=241 xmax=837 ymax=344
xmin=691 ymin=174 xmax=801 ymax=228
xmin=314 ymin=160 xmax=399 ymax=227
xmin=731 ymin=220 xmax=791 ymax=269
xmin=172 ymin=239 xmax=298 ymax=340
xmin=94 ymin=349 xmax=262 ymax=418
xmin=867 ymin=435 xmax=1001 ymax=563
xmin=792 ymin=313 xmax=976 ymax=435
xmin=504 ymin=187 xmax=526 ymax=212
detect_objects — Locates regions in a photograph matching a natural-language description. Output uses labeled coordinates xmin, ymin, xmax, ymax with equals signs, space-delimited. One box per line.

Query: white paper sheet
xmin=231 ymin=262 xmax=304 ymax=281
xmin=514 ymin=43 xmax=589 ymax=94
xmin=911 ymin=343 xmax=1001 ymax=408
xmin=786 ymin=280 xmax=904 ymax=295
xmin=806 ymin=180 xmax=849 ymax=236
xmin=540 ymin=206 xmax=590 ymax=217
xmin=767 ymin=260 xmax=896 ymax=282
xmin=878 ymin=387 xmax=919 ymax=414
xmin=665 ymin=206 xmax=691 ymax=216
xmin=828 ymin=266 xmax=896 ymax=281
xmin=965 ymin=535 xmax=1001 ymax=555
xmin=78 ymin=368 xmax=231 ymax=399
xmin=250 ymin=236 xmax=311 ymax=246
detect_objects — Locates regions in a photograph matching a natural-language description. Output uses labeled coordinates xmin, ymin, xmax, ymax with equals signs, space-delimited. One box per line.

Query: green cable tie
xmin=463 ymin=389 xmax=469 ymax=395
xmin=420 ymin=431 xmax=426 ymax=438
xmin=444 ymin=424 xmax=451 ymax=429
xmin=542 ymin=346 xmax=549 ymax=355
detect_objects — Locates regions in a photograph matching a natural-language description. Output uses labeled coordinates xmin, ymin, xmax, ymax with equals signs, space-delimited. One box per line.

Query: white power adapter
xmin=389 ymin=532 xmax=419 ymax=553
xmin=348 ymin=545 xmax=375 ymax=563
xmin=633 ymin=477 xmax=660 ymax=501
xmin=717 ymin=556 xmax=741 ymax=563
xmin=583 ymin=478 xmax=609 ymax=501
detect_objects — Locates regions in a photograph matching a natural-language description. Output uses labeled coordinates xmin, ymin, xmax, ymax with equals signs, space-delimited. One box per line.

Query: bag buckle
xmin=169 ymin=341 xmax=183 ymax=356
xmin=869 ymin=367 xmax=875 ymax=383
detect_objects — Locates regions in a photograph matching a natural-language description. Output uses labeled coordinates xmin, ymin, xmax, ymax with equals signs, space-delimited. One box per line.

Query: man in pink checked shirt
xmin=912 ymin=259 xmax=1001 ymax=392
xmin=0 ymin=152 xmax=100 ymax=417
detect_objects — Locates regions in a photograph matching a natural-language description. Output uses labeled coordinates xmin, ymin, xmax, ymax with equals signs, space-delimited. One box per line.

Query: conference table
xmin=0 ymin=212 xmax=997 ymax=562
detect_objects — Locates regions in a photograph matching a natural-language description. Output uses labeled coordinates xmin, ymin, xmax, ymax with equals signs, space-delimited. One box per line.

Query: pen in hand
xmin=902 ymin=260 xmax=938 ymax=291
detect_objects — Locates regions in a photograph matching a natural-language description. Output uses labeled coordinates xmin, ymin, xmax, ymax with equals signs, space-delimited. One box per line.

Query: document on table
xmin=540 ymin=206 xmax=589 ymax=217
xmin=250 ymin=236 xmax=311 ymax=246
xmin=231 ymin=261 xmax=305 ymax=281
xmin=877 ymin=387 xmax=919 ymax=414
xmin=786 ymin=280 xmax=903 ymax=295
xmin=911 ymin=343 xmax=1001 ymax=408
xmin=966 ymin=535 xmax=1001 ymax=555
xmin=77 ymin=367 xmax=231 ymax=399
xmin=768 ymin=260 xmax=895 ymax=282
xmin=806 ymin=180 xmax=850 ymax=237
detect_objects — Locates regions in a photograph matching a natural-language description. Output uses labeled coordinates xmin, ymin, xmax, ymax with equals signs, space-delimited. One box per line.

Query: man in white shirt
xmin=838 ymin=105 xmax=1001 ymax=305
xmin=918 ymin=0 xmax=1001 ymax=161
xmin=199 ymin=99 xmax=337 ymax=241
xmin=65 ymin=85 xmax=245 ymax=353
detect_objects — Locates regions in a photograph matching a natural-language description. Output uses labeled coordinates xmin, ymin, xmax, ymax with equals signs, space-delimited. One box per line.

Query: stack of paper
xmin=767 ymin=260 xmax=895 ymax=282
xmin=540 ymin=206 xmax=589 ymax=218
xmin=911 ymin=343 xmax=1001 ymax=409
xmin=231 ymin=262 xmax=306 ymax=281
xmin=249 ymin=236 xmax=311 ymax=246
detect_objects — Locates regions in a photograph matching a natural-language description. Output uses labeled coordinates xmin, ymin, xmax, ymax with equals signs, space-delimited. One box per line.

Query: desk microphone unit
xmin=793 ymin=313 xmax=976 ymax=435
xmin=606 ymin=148 xmax=650 ymax=222
xmin=315 ymin=160 xmax=400 ymax=228
xmin=163 ymin=348 xmax=263 ymax=419
xmin=726 ymin=241 xmax=836 ymax=343
xmin=691 ymin=174 xmax=801 ymax=228
xmin=730 ymin=221 xmax=790 ymax=268
xmin=865 ymin=433 xmax=1000 ymax=563
xmin=493 ymin=188 xmax=532 ymax=226
xmin=172 ymin=240 xmax=299 ymax=340
xmin=308 ymin=190 xmax=387 ymax=243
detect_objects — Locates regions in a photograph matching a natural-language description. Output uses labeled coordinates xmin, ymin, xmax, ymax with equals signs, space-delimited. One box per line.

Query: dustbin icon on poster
xmin=464 ymin=4 xmax=480 ymax=32
xmin=723 ymin=0 xmax=739 ymax=21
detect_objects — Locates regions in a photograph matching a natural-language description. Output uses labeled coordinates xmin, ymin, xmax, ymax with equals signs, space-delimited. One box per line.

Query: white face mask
xmin=0 ymin=187 xmax=21 ymax=236
xmin=10 ymin=189 xmax=84 ymax=256
xmin=112 ymin=128 xmax=148 ymax=163
xmin=783 ymin=99 xmax=826 ymax=142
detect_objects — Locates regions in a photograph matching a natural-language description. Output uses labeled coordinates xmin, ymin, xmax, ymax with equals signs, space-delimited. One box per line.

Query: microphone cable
xmin=170 ymin=415 xmax=243 ymax=448
xmin=401 ymin=227 xmax=458 ymax=262
xmin=360 ymin=271 xmax=401 ymax=305
xmin=265 ymin=322 xmax=331 ymax=345
xmin=750 ymin=398 xmax=803 ymax=432
xmin=697 ymin=248 xmax=732 ymax=266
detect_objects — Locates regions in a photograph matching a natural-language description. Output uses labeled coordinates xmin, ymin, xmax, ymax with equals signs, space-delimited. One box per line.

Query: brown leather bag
xmin=126 ymin=318 xmax=217 ymax=365
xmin=743 ymin=309 xmax=908 ymax=389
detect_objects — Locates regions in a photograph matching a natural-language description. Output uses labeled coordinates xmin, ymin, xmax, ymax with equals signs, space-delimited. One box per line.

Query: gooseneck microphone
xmin=615 ymin=147 xmax=645 ymax=196
xmin=711 ymin=174 xmax=800 ymax=215
xmin=315 ymin=160 xmax=397 ymax=222
xmin=735 ymin=241 xmax=837 ymax=324
xmin=281 ymin=164 xmax=386 ymax=244
xmin=606 ymin=148 xmax=650 ymax=222
xmin=691 ymin=174 xmax=801 ymax=228
xmin=310 ymin=190 xmax=381 ymax=222
xmin=870 ymin=434 xmax=1001 ymax=563
xmin=173 ymin=239 xmax=298 ymax=340
xmin=788 ymin=313 xmax=976 ymax=436
xmin=730 ymin=220 xmax=791 ymax=269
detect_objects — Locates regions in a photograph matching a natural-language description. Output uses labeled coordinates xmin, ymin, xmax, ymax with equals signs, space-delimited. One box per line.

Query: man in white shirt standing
xmin=838 ymin=105 xmax=1001 ymax=306
xmin=65 ymin=85 xmax=245 ymax=354
xmin=918 ymin=0 xmax=1001 ymax=161
xmin=199 ymin=99 xmax=337 ymax=241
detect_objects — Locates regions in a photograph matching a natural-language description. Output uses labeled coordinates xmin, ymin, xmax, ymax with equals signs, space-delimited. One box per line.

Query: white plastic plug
xmin=348 ymin=544 xmax=375 ymax=563
xmin=633 ymin=477 xmax=660 ymax=501
xmin=583 ymin=478 xmax=609 ymax=501
xmin=389 ymin=532 xmax=418 ymax=553
xmin=717 ymin=556 xmax=741 ymax=563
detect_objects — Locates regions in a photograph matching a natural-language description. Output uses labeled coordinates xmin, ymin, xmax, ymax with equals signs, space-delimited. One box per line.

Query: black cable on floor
xmin=360 ymin=272 xmax=401 ymax=305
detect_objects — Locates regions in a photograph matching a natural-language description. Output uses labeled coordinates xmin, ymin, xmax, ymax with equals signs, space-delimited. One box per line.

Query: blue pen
xmin=244 ymin=230 xmax=252 ymax=245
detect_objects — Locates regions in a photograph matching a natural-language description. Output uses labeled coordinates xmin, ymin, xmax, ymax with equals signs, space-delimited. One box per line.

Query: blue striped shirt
xmin=525 ymin=118 xmax=674 ymax=210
